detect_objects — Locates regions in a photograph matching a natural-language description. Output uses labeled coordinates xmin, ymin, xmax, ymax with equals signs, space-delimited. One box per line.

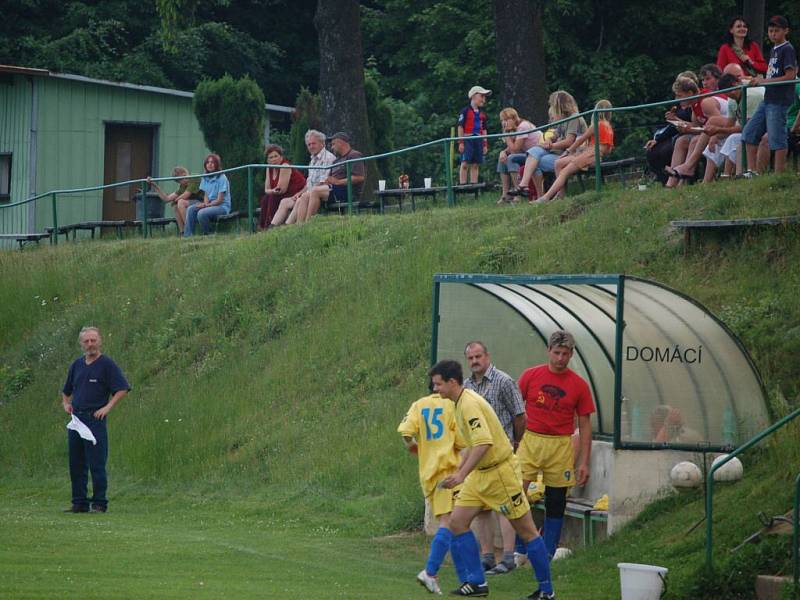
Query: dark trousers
xmin=68 ymin=412 xmax=109 ymax=508
xmin=646 ymin=137 xmax=676 ymax=185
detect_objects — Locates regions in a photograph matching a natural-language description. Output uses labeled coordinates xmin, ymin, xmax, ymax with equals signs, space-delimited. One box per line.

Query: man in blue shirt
xmin=62 ymin=327 xmax=130 ymax=513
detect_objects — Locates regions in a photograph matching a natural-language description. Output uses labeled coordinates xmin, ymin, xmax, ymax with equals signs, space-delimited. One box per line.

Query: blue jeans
xmin=496 ymin=153 xmax=527 ymax=173
xmin=184 ymin=204 xmax=229 ymax=237
xmin=68 ymin=411 xmax=109 ymax=508
xmin=526 ymin=145 xmax=559 ymax=174
xmin=742 ymin=102 xmax=789 ymax=151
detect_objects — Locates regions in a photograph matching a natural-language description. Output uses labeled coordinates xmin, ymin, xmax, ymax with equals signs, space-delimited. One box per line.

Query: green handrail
xmin=3 ymin=78 xmax=798 ymax=240
xmin=705 ymin=405 xmax=800 ymax=571
xmin=140 ymin=183 xmax=148 ymax=238
xmin=346 ymin=162 xmax=353 ymax=214
xmin=50 ymin=192 xmax=57 ymax=245
xmin=247 ymin=167 xmax=254 ymax=232
xmin=592 ymin=110 xmax=601 ymax=192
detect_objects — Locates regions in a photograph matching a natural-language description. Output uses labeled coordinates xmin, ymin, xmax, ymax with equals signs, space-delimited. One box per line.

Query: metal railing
xmin=705 ymin=405 xmax=800 ymax=571
xmin=2 ymin=78 xmax=798 ymax=242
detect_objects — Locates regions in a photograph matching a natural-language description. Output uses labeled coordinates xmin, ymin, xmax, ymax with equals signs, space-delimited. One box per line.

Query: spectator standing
xmin=398 ymin=385 xmax=465 ymax=595
xmin=430 ymin=360 xmax=555 ymax=599
xmin=457 ymin=86 xmax=491 ymax=185
xmin=293 ymin=132 xmax=365 ymax=222
xmin=716 ymin=16 xmax=768 ymax=76
xmin=146 ymin=167 xmax=202 ymax=232
xmin=463 ymin=342 xmax=526 ymax=576
xmin=183 ymin=153 xmax=231 ymax=237
xmin=516 ymin=331 xmax=596 ymax=560
xmin=62 ymin=327 xmax=130 ymax=513
xmin=258 ymin=144 xmax=306 ymax=230
xmin=496 ymin=108 xmax=541 ymax=203
xmin=742 ymin=15 xmax=798 ymax=176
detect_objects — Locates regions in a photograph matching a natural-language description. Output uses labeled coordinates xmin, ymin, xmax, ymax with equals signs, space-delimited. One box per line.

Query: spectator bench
xmin=531 ymin=496 xmax=608 ymax=547
xmin=373 ymin=182 xmax=488 ymax=213
xmin=671 ymin=215 xmax=800 ymax=250
xmin=575 ymin=157 xmax=645 ymax=191
xmin=0 ymin=232 xmax=52 ymax=249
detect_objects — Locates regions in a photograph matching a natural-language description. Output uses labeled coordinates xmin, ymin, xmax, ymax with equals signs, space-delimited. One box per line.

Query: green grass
xmin=1 ymin=173 xmax=799 ymax=598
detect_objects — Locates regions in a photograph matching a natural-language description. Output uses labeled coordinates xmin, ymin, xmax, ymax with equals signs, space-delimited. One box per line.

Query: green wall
xmin=0 ymin=74 xmax=34 ymax=235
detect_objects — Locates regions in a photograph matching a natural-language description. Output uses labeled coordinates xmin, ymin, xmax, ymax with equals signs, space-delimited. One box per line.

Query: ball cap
xmin=467 ymin=85 xmax=492 ymax=99
xmin=767 ymin=15 xmax=789 ymax=28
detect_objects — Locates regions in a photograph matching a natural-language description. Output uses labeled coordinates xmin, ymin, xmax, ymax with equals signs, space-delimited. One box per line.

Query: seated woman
xmin=146 ymin=166 xmax=202 ymax=231
xmin=496 ymin=107 xmax=540 ymax=203
xmin=535 ymin=100 xmax=614 ymax=204
xmin=664 ymin=77 xmax=727 ymax=187
xmin=258 ymin=144 xmax=306 ymax=230
xmin=183 ymin=153 xmax=231 ymax=237
xmin=514 ymin=91 xmax=587 ymax=198
xmin=716 ymin=16 xmax=768 ymax=77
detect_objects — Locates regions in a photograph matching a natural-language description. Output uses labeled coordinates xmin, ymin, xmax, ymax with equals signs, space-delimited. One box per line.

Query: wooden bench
xmin=374 ymin=182 xmax=487 ymax=212
xmin=211 ymin=211 xmax=243 ymax=232
xmin=46 ymin=220 xmax=145 ymax=241
xmin=532 ymin=497 xmax=608 ymax=546
xmin=576 ymin=157 xmax=645 ymax=191
xmin=0 ymin=232 xmax=52 ymax=249
xmin=671 ymin=215 xmax=800 ymax=250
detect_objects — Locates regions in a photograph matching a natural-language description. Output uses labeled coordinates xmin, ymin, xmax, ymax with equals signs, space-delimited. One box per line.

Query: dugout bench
xmin=531 ymin=496 xmax=608 ymax=547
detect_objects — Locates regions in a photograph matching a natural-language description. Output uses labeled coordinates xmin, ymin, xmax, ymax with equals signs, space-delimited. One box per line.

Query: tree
xmin=494 ymin=0 xmax=548 ymax=125
xmin=314 ymin=0 xmax=376 ymax=196
xmin=743 ymin=0 xmax=765 ymax=52
xmin=193 ymin=75 xmax=266 ymax=211
xmin=287 ymin=88 xmax=324 ymax=165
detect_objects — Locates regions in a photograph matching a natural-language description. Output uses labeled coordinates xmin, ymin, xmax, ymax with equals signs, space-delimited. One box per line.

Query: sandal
xmin=507 ymin=186 xmax=528 ymax=197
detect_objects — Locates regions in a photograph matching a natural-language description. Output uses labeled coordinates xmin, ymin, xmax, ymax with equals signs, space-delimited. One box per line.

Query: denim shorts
xmin=526 ymin=145 xmax=559 ymax=174
xmin=496 ymin=153 xmax=527 ymax=173
xmin=742 ymin=102 xmax=789 ymax=150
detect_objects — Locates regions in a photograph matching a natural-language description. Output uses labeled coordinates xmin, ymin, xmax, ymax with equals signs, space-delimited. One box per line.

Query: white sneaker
xmin=742 ymin=170 xmax=759 ymax=179
xmin=417 ymin=569 xmax=442 ymax=595
xmin=514 ymin=551 xmax=528 ymax=567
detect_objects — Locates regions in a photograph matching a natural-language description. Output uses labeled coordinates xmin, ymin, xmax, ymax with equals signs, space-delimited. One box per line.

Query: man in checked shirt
xmin=463 ymin=341 xmax=526 ymax=575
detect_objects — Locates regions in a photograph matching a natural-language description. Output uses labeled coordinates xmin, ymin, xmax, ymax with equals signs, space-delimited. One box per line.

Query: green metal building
xmin=0 ymin=65 xmax=291 ymax=242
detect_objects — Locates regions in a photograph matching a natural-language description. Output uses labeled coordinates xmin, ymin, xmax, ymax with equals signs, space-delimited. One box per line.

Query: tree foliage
xmin=193 ymin=75 xmax=266 ymax=211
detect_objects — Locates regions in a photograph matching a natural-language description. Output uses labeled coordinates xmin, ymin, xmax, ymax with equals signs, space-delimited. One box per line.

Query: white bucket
xmin=618 ymin=563 xmax=668 ymax=600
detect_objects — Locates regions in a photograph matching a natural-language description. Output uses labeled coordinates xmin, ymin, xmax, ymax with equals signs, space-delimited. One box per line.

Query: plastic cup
xmin=378 ymin=180 xmax=386 ymax=191
xmin=424 ymin=177 xmax=432 ymax=188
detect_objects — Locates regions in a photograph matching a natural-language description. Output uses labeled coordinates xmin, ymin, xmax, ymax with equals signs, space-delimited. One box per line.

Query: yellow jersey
xmin=455 ymin=388 xmax=513 ymax=469
xmin=398 ymin=394 xmax=464 ymax=497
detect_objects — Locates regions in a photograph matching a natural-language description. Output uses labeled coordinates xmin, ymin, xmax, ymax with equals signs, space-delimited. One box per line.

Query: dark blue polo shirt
xmin=63 ymin=355 xmax=130 ymax=411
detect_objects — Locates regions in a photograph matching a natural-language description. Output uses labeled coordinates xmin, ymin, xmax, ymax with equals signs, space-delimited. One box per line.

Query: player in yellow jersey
xmin=399 ymin=385 xmax=466 ymax=595
xmin=430 ymin=359 xmax=555 ymax=599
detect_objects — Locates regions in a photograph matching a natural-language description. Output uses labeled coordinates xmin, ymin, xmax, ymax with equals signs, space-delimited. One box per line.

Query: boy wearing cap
xmin=741 ymin=15 xmax=797 ymax=176
xmin=457 ymin=87 xmax=491 ymax=184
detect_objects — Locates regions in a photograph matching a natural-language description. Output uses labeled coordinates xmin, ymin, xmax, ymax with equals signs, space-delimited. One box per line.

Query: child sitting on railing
xmin=533 ymin=100 xmax=614 ymax=204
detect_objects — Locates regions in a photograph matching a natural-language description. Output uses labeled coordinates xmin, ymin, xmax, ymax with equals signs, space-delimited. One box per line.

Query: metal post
xmin=740 ymin=85 xmax=748 ymax=174
xmin=346 ymin=162 xmax=353 ymax=215
xmin=444 ymin=141 xmax=454 ymax=207
xmin=50 ymin=192 xmax=58 ymax=245
xmin=247 ymin=167 xmax=254 ymax=233
xmin=140 ymin=183 xmax=148 ymax=238
xmin=593 ymin=111 xmax=602 ymax=192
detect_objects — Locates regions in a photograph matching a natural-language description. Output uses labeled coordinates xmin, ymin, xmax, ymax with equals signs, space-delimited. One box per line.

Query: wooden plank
xmin=671 ymin=216 xmax=800 ymax=228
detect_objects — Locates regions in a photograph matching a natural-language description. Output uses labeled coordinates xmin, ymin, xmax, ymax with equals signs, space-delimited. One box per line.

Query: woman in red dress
xmin=259 ymin=144 xmax=306 ymax=230
xmin=716 ymin=16 xmax=767 ymax=76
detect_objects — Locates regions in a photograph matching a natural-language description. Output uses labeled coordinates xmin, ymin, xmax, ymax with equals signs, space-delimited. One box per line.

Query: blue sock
xmin=451 ymin=531 xmax=486 ymax=585
xmin=450 ymin=537 xmax=469 ymax=583
xmin=543 ymin=517 xmax=564 ymax=559
xmin=526 ymin=536 xmax=553 ymax=594
xmin=426 ymin=527 xmax=453 ymax=576
xmin=515 ymin=533 xmax=527 ymax=555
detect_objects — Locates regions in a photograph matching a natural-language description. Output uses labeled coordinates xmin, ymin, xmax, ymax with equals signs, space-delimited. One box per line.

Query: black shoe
xmin=481 ymin=558 xmax=496 ymax=572
xmin=507 ymin=186 xmax=528 ymax=197
xmin=64 ymin=504 xmax=89 ymax=513
xmin=450 ymin=582 xmax=489 ymax=597
xmin=522 ymin=590 xmax=555 ymax=600
xmin=91 ymin=504 xmax=107 ymax=513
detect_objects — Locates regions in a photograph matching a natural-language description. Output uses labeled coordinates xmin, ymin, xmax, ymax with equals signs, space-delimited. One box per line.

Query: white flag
xmin=66 ymin=415 xmax=97 ymax=445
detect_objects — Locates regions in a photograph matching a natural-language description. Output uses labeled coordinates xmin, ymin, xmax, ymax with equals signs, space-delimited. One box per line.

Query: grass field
xmin=1 ymin=173 xmax=799 ymax=598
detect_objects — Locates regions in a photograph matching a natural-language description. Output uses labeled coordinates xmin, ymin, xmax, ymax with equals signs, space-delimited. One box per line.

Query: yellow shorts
xmin=517 ymin=431 xmax=575 ymax=488
xmin=455 ymin=456 xmax=530 ymax=520
xmin=429 ymin=483 xmax=462 ymax=517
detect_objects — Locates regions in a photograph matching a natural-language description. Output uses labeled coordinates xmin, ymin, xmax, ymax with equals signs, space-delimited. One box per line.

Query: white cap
xmin=467 ymin=85 xmax=492 ymax=99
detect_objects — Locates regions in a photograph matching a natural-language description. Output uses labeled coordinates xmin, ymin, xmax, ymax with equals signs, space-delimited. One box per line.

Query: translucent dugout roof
xmin=432 ymin=274 xmax=769 ymax=451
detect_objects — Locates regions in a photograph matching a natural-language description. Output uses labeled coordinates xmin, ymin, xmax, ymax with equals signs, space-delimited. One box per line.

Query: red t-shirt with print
xmin=518 ymin=365 xmax=595 ymax=436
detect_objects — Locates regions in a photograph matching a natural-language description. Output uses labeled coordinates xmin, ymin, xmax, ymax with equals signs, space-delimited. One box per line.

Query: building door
xmin=103 ymin=125 xmax=154 ymax=221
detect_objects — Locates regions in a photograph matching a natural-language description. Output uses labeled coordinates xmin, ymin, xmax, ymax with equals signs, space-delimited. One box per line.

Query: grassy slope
xmin=1 ymin=174 xmax=799 ymax=599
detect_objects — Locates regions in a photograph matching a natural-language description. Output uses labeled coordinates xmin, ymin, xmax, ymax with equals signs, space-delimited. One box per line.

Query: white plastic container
xmin=618 ymin=563 xmax=668 ymax=600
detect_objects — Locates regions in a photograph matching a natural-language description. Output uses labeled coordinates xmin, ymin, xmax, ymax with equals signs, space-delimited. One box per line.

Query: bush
xmin=193 ymin=75 xmax=266 ymax=211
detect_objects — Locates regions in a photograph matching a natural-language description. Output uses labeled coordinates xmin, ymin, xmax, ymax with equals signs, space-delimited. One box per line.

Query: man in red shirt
xmin=516 ymin=331 xmax=595 ymax=559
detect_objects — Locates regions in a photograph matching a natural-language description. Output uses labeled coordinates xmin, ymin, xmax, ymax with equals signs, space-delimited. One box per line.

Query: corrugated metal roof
xmin=0 ymin=64 xmax=294 ymax=114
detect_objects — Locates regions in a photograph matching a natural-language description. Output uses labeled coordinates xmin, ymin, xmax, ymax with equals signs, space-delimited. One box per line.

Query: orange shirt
xmin=589 ymin=120 xmax=614 ymax=150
